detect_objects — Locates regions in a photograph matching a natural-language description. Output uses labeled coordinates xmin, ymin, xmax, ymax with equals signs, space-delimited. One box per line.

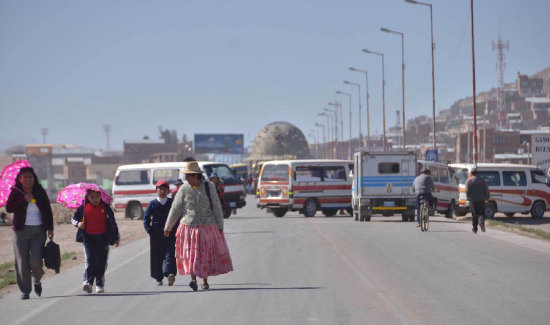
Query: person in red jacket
xmin=72 ymin=189 xmax=120 ymax=294
xmin=6 ymin=167 xmax=54 ymax=300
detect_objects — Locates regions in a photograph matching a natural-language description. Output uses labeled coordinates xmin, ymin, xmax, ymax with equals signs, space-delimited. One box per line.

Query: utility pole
xmin=103 ymin=124 xmax=111 ymax=152
xmin=41 ymin=128 xmax=48 ymax=144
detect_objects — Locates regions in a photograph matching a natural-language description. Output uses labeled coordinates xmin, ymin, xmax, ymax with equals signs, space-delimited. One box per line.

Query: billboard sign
xmin=194 ymin=134 xmax=244 ymax=154
xmin=532 ymin=134 xmax=550 ymax=172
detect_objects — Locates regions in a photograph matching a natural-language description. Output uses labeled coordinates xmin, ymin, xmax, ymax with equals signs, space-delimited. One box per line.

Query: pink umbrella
xmin=56 ymin=182 xmax=112 ymax=209
xmin=0 ymin=160 xmax=32 ymax=207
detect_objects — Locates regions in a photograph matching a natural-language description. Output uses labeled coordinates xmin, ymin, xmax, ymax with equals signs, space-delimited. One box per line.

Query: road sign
xmin=532 ymin=134 xmax=550 ymax=172
xmin=425 ymin=149 xmax=438 ymax=162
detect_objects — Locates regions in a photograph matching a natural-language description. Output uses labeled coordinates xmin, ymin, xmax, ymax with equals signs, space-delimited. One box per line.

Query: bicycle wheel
xmin=421 ymin=202 xmax=428 ymax=232
xmin=423 ymin=202 xmax=429 ymax=231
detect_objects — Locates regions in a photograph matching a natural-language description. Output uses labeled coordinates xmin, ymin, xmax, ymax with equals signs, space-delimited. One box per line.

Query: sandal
xmin=189 ymin=281 xmax=198 ymax=291
xmin=201 ymin=283 xmax=209 ymax=290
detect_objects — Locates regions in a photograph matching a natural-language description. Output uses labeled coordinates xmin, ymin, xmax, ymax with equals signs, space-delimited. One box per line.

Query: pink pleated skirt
xmin=175 ymin=223 xmax=233 ymax=278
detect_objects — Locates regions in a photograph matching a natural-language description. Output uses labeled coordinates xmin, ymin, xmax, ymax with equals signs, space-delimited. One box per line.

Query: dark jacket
xmin=465 ymin=175 xmax=490 ymax=202
xmin=72 ymin=202 xmax=120 ymax=245
xmin=143 ymin=198 xmax=174 ymax=234
xmin=6 ymin=184 xmax=53 ymax=232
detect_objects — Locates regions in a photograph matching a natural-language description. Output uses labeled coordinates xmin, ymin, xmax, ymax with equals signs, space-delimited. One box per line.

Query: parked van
xmin=417 ymin=160 xmax=460 ymax=218
xmin=113 ymin=161 xmax=246 ymax=219
xmin=256 ymin=160 xmax=353 ymax=217
xmin=450 ymin=163 xmax=550 ymax=219
xmin=352 ymin=150 xmax=416 ymax=222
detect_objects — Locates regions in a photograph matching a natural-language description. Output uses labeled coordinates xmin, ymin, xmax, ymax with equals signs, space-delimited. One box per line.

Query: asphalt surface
xmin=1 ymin=196 xmax=550 ymax=325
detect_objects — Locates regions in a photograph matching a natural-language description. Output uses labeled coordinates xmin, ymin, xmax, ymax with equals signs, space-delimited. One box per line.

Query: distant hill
xmin=531 ymin=66 xmax=550 ymax=93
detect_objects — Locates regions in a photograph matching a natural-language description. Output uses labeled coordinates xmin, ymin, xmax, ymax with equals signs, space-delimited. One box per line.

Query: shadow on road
xmin=40 ymin=286 xmax=321 ymax=298
xmin=225 ymin=231 xmax=274 ymax=235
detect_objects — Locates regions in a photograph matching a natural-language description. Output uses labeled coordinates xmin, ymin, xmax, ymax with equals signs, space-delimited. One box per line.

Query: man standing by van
xmin=411 ymin=168 xmax=435 ymax=227
xmin=465 ymin=167 xmax=490 ymax=234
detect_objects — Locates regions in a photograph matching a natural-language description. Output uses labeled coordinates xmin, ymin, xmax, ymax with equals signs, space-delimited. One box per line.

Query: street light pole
xmin=327 ymin=103 xmax=341 ymax=158
xmin=319 ymin=112 xmax=332 ymax=158
xmin=381 ymin=27 xmax=406 ymax=149
xmin=405 ymin=0 xmax=436 ymax=150
xmin=470 ymin=0 xmax=478 ymax=164
xmin=315 ymin=122 xmax=326 ymax=159
xmin=336 ymin=91 xmax=352 ymax=159
xmin=325 ymin=107 xmax=338 ymax=158
xmin=344 ymin=80 xmax=362 ymax=148
xmin=349 ymin=67 xmax=370 ymax=149
xmin=362 ymin=49 xmax=386 ymax=151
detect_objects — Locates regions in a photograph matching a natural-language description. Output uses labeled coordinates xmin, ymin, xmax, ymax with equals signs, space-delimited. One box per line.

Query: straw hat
xmin=181 ymin=161 xmax=202 ymax=174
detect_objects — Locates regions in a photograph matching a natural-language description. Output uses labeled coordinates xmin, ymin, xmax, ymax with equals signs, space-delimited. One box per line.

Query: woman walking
xmin=6 ymin=167 xmax=54 ymax=300
xmin=164 ymin=161 xmax=233 ymax=291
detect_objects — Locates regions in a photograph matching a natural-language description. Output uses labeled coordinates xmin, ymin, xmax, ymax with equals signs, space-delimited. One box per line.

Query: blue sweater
xmin=143 ymin=198 xmax=173 ymax=234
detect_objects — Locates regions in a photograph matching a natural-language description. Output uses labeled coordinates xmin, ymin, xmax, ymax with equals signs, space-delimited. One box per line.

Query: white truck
xmin=352 ymin=150 xmax=417 ymax=222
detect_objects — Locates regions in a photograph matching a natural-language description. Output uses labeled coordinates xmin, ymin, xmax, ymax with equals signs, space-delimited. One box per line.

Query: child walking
xmin=143 ymin=180 xmax=177 ymax=286
xmin=72 ymin=189 xmax=120 ymax=294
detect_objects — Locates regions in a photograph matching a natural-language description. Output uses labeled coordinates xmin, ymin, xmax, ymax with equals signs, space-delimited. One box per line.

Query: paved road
xmin=1 ymin=196 xmax=550 ymax=325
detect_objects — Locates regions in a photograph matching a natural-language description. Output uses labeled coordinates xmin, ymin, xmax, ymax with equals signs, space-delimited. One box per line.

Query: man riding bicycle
xmin=410 ymin=167 xmax=436 ymax=227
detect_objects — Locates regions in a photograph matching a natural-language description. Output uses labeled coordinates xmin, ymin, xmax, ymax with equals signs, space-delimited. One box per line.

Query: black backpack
xmin=43 ymin=239 xmax=61 ymax=273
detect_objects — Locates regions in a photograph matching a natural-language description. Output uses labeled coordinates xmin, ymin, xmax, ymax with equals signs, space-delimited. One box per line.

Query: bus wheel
xmin=484 ymin=203 xmax=496 ymax=219
xmin=271 ymin=208 xmax=287 ymax=218
xmin=531 ymin=201 xmax=545 ymax=219
xmin=126 ymin=202 xmax=144 ymax=220
xmin=303 ymin=199 xmax=318 ymax=217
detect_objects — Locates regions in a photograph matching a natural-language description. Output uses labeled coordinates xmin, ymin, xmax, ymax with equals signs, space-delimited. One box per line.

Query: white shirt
xmin=157 ymin=197 xmax=168 ymax=205
xmin=25 ymin=202 xmax=43 ymax=226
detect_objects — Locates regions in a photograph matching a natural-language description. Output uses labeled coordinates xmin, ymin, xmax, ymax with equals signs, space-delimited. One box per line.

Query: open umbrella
xmin=56 ymin=182 xmax=112 ymax=209
xmin=0 ymin=160 xmax=31 ymax=207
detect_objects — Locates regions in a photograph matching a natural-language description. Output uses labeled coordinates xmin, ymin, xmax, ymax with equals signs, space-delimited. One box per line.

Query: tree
xmin=159 ymin=127 xmax=179 ymax=144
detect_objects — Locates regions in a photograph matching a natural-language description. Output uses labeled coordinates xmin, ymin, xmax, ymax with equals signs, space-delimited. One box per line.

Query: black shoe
xmin=34 ymin=282 xmax=42 ymax=297
xmin=480 ymin=223 xmax=486 ymax=232
xmin=21 ymin=293 xmax=30 ymax=300
xmin=472 ymin=228 xmax=478 ymax=234
xmin=189 ymin=281 xmax=198 ymax=291
xmin=201 ymin=283 xmax=209 ymax=290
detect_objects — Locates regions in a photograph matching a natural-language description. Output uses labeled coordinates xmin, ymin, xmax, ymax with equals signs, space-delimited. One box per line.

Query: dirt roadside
xmin=0 ymin=209 xmax=146 ymax=296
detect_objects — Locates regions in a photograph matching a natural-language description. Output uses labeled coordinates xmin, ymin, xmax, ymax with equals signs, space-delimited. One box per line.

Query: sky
xmin=1 ymin=0 xmax=549 ymax=151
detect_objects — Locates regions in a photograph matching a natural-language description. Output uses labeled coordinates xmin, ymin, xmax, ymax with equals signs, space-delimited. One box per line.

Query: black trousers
xmin=83 ymin=233 xmax=109 ymax=287
xmin=149 ymin=229 xmax=176 ymax=281
xmin=470 ymin=201 xmax=486 ymax=230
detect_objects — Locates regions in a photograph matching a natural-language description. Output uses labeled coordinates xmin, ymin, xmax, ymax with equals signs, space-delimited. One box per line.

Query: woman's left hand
xmin=47 ymin=230 xmax=54 ymax=240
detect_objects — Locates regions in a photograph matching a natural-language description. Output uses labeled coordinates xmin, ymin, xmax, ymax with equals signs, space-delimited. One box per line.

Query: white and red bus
xmin=450 ymin=163 xmax=550 ymax=219
xmin=256 ymin=160 xmax=353 ymax=217
xmin=417 ymin=160 xmax=460 ymax=218
xmin=112 ymin=161 xmax=246 ymax=219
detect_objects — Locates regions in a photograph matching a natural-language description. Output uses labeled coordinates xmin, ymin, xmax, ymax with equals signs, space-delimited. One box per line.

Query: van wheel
xmin=531 ymin=201 xmax=545 ymax=219
xmin=126 ymin=202 xmax=144 ymax=220
xmin=303 ymin=199 xmax=318 ymax=217
xmin=484 ymin=203 xmax=496 ymax=219
xmin=271 ymin=208 xmax=288 ymax=218
xmin=322 ymin=209 xmax=336 ymax=217
xmin=445 ymin=200 xmax=455 ymax=219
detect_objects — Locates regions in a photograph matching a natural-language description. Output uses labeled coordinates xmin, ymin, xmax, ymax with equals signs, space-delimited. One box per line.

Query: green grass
xmin=487 ymin=219 xmax=550 ymax=241
xmin=0 ymin=261 xmax=16 ymax=290
xmin=61 ymin=251 xmax=76 ymax=261
xmin=0 ymin=251 xmax=77 ymax=291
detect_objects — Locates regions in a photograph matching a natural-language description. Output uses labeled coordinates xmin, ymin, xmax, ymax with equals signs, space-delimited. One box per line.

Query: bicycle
xmin=419 ymin=194 xmax=430 ymax=232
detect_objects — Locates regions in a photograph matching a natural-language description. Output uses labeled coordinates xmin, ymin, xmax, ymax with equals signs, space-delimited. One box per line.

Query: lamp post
xmin=336 ymin=91 xmax=352 ymax=159
xmin=362 ymin=49 xmax=386 ymax=151
xmin=319 ymin=112 xmax=332 ymax=158
xmin=348 ymin=67 xmax=370 ymax=149
xmin=470 ymin=0 xmax=478 ymax=164
xmin=315 ymin=122 xmax=326 ymax=158
xmin=328 ymin=102 xmax=343 ymax=144
xmin=405 ymin=0 xmax=436 ymax=150
xmin=343 ymin=80 xmax=362 ymax=148
xmin=324 ymin=107 xmax=338 ymax=158
xmin=381 ymin=27 xmax=406 ymax=149
xmin=308 ymin=132 xmax=318 ymax=158
xmin=310 ymin=129 xmax=319 ymax=158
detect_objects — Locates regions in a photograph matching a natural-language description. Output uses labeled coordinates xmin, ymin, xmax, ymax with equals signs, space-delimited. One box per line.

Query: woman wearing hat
xmin=144 ymin=180 xmax=176 ymax=286
xmin=164 ymin=161 xmax=233 ymax=290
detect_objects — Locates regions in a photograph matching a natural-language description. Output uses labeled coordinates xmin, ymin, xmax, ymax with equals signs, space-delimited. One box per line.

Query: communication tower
xmin=492 ymin=33 xmax=509 ymax=128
